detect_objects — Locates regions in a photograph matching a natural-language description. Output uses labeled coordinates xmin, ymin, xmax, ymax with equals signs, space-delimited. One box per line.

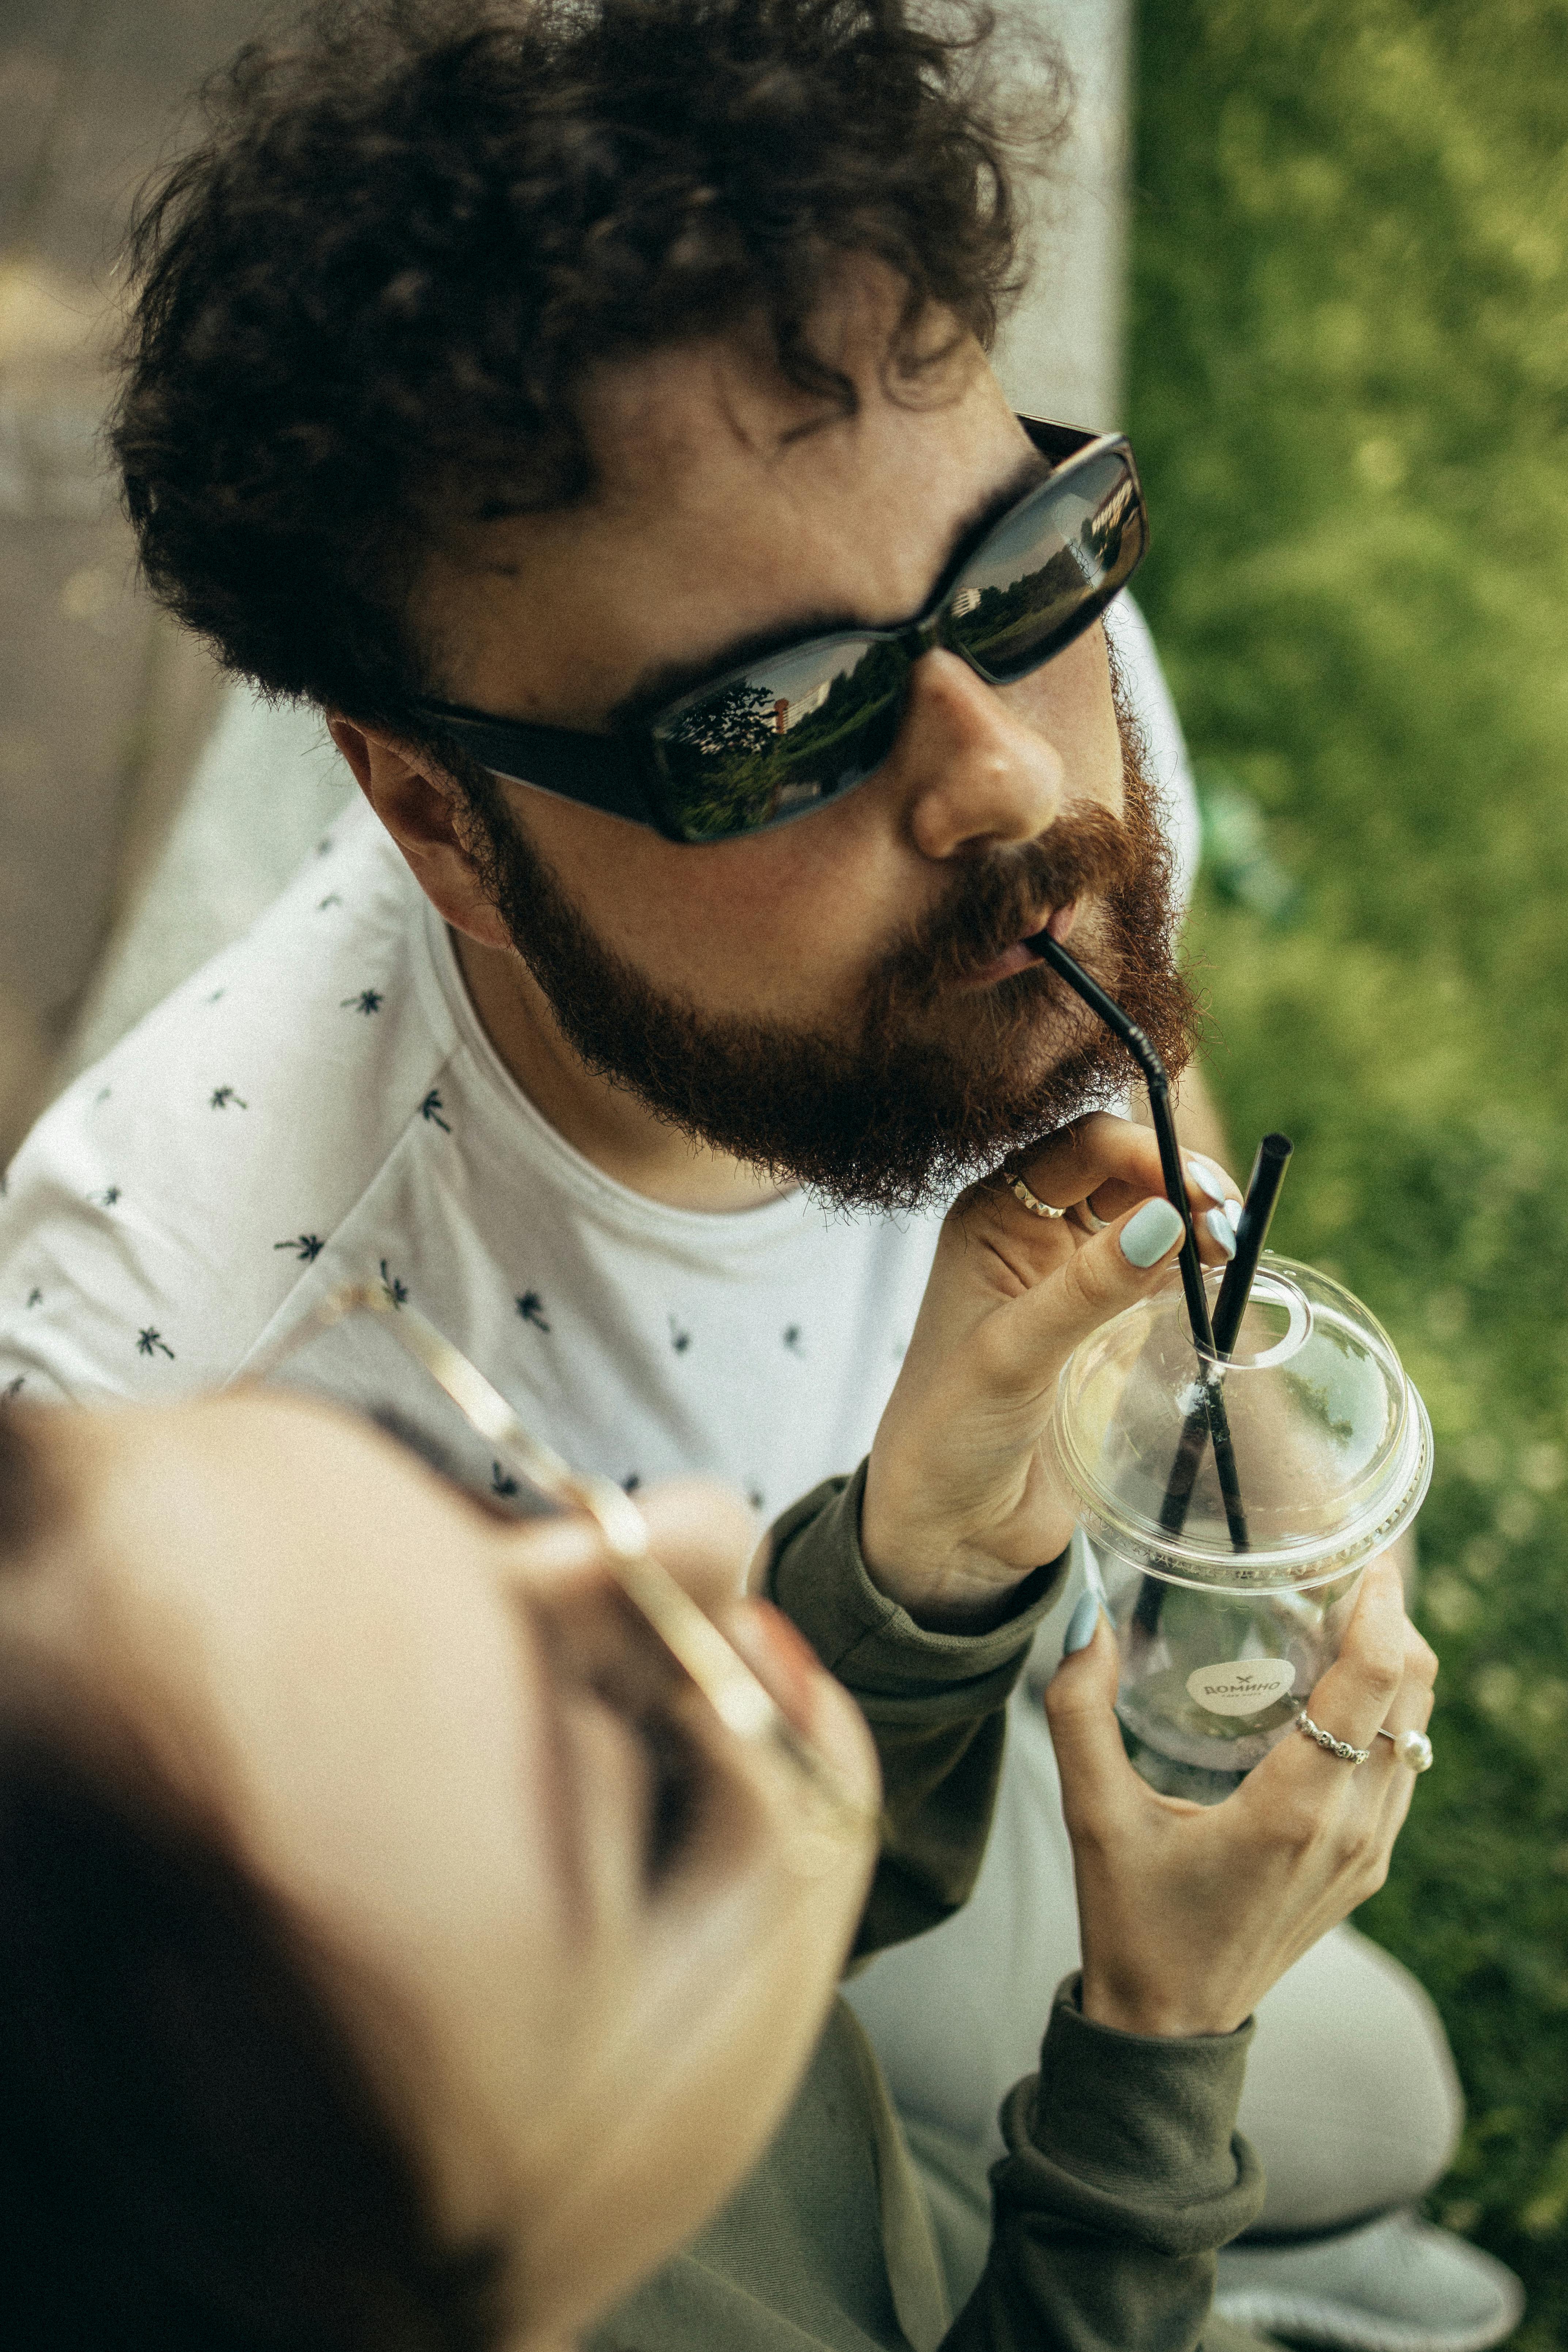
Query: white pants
xmin=845 ymin=1683 xmax=1463 ymax=2238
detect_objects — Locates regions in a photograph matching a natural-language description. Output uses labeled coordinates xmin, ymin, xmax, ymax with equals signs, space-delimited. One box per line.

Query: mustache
xmin=877 ymin=799 xmax=1140 ymax=1008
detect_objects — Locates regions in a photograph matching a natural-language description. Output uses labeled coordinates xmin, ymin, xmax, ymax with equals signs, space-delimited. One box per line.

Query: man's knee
xmin=1242 ymin=1924 xmax=1464 ymax=2233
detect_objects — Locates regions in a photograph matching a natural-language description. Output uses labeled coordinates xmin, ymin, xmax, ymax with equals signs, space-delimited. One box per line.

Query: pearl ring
xmin=1377 ymin=1724 xmax=1434 ymax=1772
xmin=1297 ymin=1714 xmax=1434 ymax=1772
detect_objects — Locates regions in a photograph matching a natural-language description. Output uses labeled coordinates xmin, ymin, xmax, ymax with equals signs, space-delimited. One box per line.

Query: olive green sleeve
xmin=762 ymin=1464 xmax=1070 ymax=1960
xmin=943 ymin=1978 xmax=1266 ymax=2352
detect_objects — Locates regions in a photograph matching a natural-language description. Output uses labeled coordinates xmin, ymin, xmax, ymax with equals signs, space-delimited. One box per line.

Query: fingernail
xmin=1120 ymin=1198 xmax=1186 ymax=1267
xmin=1206 ymin=1207 xmax=1238 ymax=1260
xmin=1186 ymin=1153 xmax=1232 ymax=1205
xmin=1063 ymin=1592 xmax=1101 ymax=1655
xmin=1224 ymin=1195 xmax=1243 ymax=1233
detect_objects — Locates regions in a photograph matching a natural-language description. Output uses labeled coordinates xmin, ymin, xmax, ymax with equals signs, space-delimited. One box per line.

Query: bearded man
xmin=0 ymin=2 xmax=1516 ymax=2343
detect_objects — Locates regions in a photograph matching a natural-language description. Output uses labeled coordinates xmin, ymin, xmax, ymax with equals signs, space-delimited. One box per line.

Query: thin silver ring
xmin=1296 ymin=1712 xmax=1370 ymax=1766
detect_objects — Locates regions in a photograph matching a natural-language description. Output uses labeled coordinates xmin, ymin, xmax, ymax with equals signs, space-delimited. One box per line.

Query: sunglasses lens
xmin=646 ymin=444 xmax=1143 ymax=840
xmin=651 ymin=634 xmax=906 ymax=842
xmin=947 ymin=449 xmax=1145 ymax=683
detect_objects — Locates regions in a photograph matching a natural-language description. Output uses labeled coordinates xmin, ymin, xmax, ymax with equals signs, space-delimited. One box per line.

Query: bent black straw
xmin=1021 ymin=927 xmax=1249 ymax=1549
xmin=1158 ymin=1132 xmax=1294 ymax=1542
xmin=1214 ymin=1132 xmax=1293 ymax=1355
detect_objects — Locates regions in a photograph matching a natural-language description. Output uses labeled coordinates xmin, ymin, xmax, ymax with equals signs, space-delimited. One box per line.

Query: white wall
xmin=989 ymin=0 xmax=1130 ymax=430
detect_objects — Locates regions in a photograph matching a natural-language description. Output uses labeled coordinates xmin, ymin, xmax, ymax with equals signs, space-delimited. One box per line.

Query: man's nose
xmin=896 ymin=647 xmax=1068 ymax=860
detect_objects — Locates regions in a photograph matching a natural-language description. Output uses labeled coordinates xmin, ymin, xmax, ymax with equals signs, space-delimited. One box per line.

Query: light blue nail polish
xmin=1206 ymin=1206 xmax=1238 ymax=1260
xmin=1224 ymin=1196 xmax=1243 ymax=1233
xmin=1185 ymin=1153 xmax=1230 ymax=1205
xmin=1063 ymin=1592 xmax=1100 ymax=1655
xmin=1121 ymin=1198 xmax=1185 ymax=1267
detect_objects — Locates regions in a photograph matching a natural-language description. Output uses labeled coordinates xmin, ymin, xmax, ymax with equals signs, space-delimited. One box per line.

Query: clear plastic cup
xmin=1048 ymin=1253 xmax=1432 ymax=1803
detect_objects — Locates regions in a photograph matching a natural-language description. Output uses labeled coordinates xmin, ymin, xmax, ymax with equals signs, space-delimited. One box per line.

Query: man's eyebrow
xmin=609 ymin=441 xmax=1052 ymax=725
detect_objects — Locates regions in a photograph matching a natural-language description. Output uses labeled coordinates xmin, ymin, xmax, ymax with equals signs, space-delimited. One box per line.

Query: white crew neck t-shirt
xmin=0 ymin=803 xmax=942 ymax=1513
xmin=0 ymin=601 xmax=1199 ymax=1503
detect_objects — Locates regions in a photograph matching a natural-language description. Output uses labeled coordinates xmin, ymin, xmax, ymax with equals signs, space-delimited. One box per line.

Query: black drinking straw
xmin=1214 ymin=1132 xmax=1293 ymax=1355
xmin=1022 ymin=928 xmax=1250 ymax=1549
xmin=1157 ymin=1132 xmax=1294 ymax=1541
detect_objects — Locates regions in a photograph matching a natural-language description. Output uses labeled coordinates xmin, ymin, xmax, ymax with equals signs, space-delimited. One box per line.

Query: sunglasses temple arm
xmin=247 ymin=1289 xmax=879 ymax=1828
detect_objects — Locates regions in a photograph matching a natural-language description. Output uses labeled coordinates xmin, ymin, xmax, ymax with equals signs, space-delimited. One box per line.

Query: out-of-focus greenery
xmin=1129 ymin=1 xmax=1568 ymax=2339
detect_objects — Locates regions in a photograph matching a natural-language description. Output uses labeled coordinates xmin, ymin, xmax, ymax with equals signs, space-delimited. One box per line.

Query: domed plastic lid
xmin=1048 ymin=1252 xmax=1433 ymax=1590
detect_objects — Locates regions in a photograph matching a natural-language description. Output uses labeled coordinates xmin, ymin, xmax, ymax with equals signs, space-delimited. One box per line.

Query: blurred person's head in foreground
xmin=0 ymin=1397 xmax=877 ymax=2349
xmin=112 ymin=0 xmax=1198 ymax=1215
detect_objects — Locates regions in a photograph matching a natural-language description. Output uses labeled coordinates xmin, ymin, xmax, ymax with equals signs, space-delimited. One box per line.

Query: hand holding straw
xmin=1021 ymin=927 xmax=1250 ymax=1550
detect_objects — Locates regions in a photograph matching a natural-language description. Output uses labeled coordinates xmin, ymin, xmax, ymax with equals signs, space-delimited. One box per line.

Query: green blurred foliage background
xmin=1128 ymin=1 xmax=1568 ymax=2337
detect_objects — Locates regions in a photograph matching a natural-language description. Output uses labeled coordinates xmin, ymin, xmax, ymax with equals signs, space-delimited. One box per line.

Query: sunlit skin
xmin=330 ymin=269 xmax=1128 ymax=1212
xmin=4 ymin=1387 xmax=1437 ymax=2352
xmin=6 ymin=1397 xmax=878 ymax=2352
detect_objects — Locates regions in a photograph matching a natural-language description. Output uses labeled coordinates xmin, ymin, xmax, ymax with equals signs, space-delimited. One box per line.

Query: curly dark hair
xmin=111 ymin=0 xmax=1060 ymax=739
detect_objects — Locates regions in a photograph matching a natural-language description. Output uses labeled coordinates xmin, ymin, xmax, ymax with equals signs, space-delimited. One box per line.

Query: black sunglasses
xmin=411 ymin=416 xmax=1146 ymax=846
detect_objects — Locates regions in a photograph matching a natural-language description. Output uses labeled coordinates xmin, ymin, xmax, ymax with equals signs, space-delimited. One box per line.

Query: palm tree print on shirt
xmin=274 ymin=1234 xmax=324 ymax=1263
xmin=341 ymin=989 xmax=383 ymax=1016
xmin=137 ymin=1329 xmax=174 ymax=1360
xmin=380 ymin=1259 xmax=409 ymax=1309
xmin=419 ymin=1090 xmax=452 ymax=1133
xmin=669 ymin=1316 xmax=691 ymax=1354
xmin=516 ymin=1291 xmax=550 ymax=1332
xmin=209 ymin=1086 xmax=247 ymax=1110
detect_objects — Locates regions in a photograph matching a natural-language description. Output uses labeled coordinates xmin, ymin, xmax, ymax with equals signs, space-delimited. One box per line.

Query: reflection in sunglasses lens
xmin=656 ymin=640 xmax=903 ymax=842
xmin=652 ymin=449 xmax=1142 ymax=841
xmin=948 ymin=453 xmax=1143 ymax=684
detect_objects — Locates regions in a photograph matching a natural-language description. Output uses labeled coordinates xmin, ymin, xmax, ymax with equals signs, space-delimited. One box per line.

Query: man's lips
xmin=960 ymin=900 xmax=1079 ymax=989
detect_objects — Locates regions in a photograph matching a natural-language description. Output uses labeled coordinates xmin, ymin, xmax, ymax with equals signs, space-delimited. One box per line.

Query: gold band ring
xmin=1006 ymin=1172 xmax=1070 ymax=1221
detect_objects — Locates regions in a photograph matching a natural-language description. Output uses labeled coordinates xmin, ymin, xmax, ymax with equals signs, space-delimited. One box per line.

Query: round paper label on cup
xmin=1186 ymin=1659 xmax=1297 ymax=1718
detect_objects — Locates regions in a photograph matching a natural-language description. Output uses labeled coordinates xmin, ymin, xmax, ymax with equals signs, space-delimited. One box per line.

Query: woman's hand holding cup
xmin=1045 ymin=1554 xmax=1439 ymax=2038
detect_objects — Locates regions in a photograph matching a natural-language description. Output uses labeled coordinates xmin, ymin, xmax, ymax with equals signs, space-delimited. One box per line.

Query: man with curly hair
xmin=0 ymin=3 xmax=1514 ymax=2342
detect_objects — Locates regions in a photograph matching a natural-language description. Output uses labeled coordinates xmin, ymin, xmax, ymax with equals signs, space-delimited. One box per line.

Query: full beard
xmin=459 ymin=687 xmax=1201 ymax=1216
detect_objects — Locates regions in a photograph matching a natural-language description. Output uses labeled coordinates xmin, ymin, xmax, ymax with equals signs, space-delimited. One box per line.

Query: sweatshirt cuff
xmin=999 ymin=1974 xmax=1264 ymax=2256
xmin=764 ymin=1461 xmax=1069 ymax=1703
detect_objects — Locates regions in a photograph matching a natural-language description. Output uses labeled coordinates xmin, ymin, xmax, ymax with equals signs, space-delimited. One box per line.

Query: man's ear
xmin=327 ymin=717 xmax=512 ymax=950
